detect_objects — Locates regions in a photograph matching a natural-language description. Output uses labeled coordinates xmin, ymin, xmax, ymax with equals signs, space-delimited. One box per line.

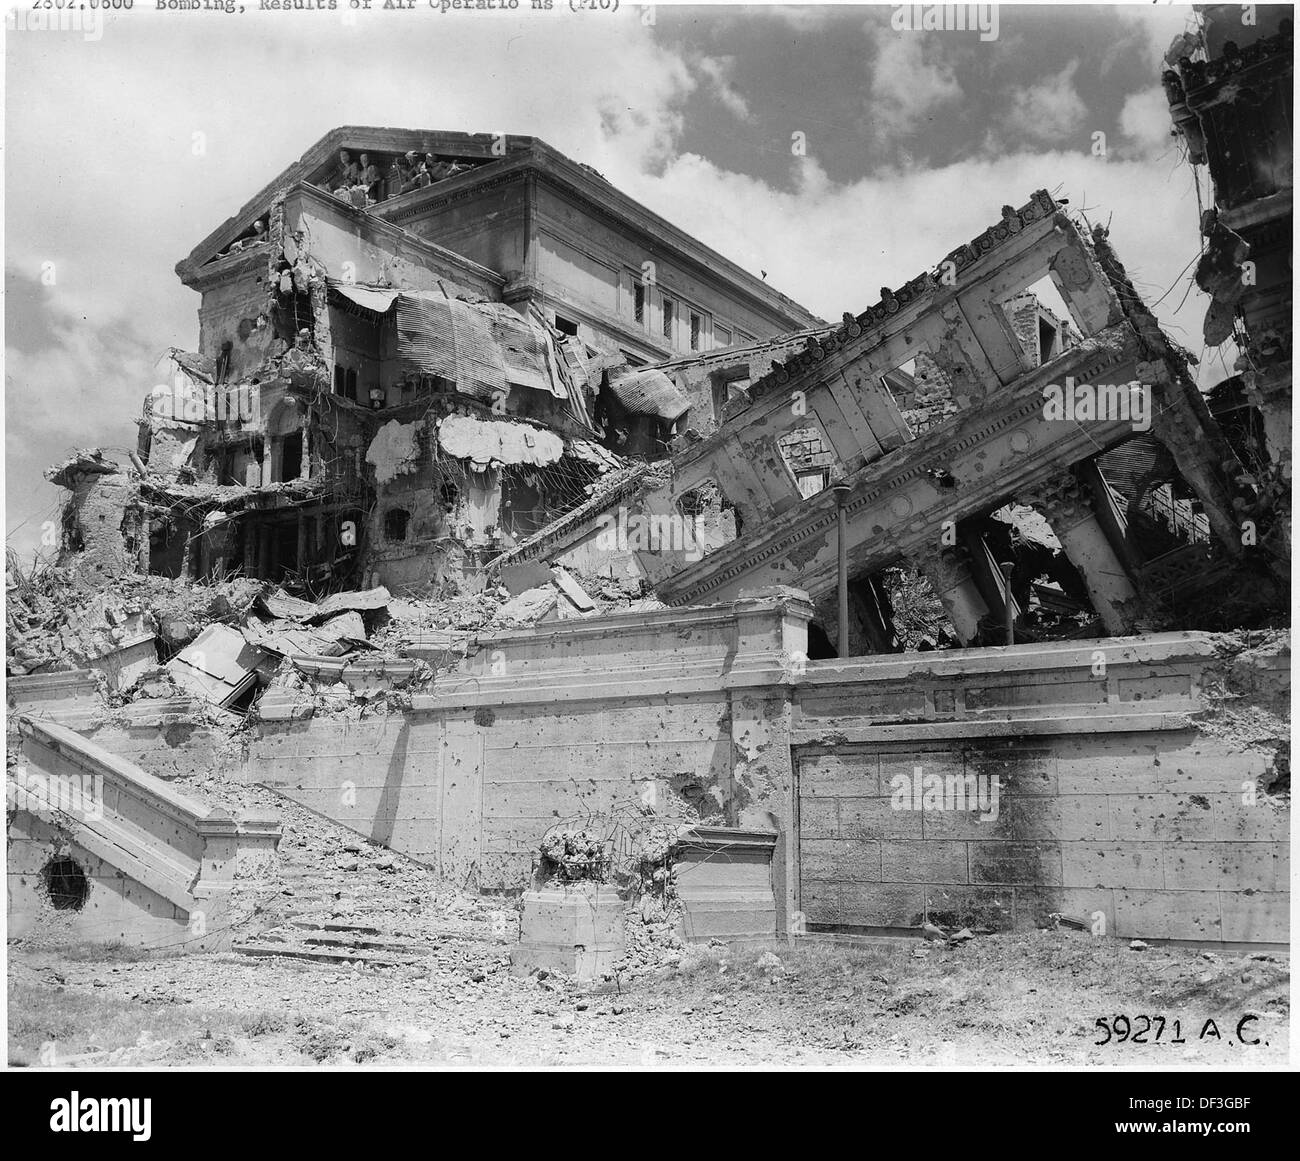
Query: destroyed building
xmin=49 ymin=128 xmax=820 ymax=597
xmin=1164 ymin=4 xmax=1292 ymax=564
xmin=10 ymin=115 xmax=1290 ymax=954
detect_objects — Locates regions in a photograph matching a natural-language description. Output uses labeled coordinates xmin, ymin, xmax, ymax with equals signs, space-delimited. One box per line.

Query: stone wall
xmin=791 ymin=635 xmax=1289 ymax=945
xmin=14 ymin=598 xmax=1287 ymax=946
xmin=242 ymin=597 xmax=1287 ymax=946
xmin=249 ymin=594 xmax=802 ymax=895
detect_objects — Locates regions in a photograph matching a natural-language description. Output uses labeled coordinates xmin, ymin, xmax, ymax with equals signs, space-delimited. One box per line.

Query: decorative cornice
xmin=659 ymin=326 xmax=1147 ymax=605
xmin=736 ymin=190 xmax=1059 ymax=404
xmin=1169 ymin=22 xmax=1294 ymax=102
xmin=1017 ymin=470 xmax=1096 ymax=532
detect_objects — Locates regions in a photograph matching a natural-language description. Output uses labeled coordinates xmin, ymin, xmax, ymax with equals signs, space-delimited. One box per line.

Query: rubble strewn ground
xmin=8 ymin=761 xmax=1287 ymax=1067
xmin=10 ymin=926 xmax=1287 ymax=1067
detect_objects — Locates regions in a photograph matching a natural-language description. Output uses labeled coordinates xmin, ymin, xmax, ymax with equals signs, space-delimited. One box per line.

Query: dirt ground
xmin=9 ymin=921 xmax=1289 ymax=1068
xmin=8 ymin=767 xmax=1289 ymax=1069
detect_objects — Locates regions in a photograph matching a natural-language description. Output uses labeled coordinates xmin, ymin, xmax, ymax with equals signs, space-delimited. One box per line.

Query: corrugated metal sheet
xmin=395 ymin=293 xmax=507 ymax=401
xmin=606 ymin=367 xmax=691 ymax=421
xmin=394 ymin=294 xmax=564 ymax=403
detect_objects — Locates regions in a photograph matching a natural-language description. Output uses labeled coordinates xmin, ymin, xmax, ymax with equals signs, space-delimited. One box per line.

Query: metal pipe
xmin=833 ymin=482 xmax=851 ymax=658
xmin=1001 ymin=559 xmax=1015 ymax=646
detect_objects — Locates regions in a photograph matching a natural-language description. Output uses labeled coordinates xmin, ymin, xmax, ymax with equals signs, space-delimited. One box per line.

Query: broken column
xmin=1019 ymin=470 xmax=1139 ymax=635
xmin=911 ymin=544 xmax=991 ymax=646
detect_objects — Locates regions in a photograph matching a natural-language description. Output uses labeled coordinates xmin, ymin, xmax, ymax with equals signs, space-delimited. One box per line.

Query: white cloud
xmin=866 ymin=23 xmax=963 ymax=140
xmin=693 ymin=55 xmax=752 ymax=121
xmin=1120 ymin=85 xmax=1176 ymax=155
xmin=1112 ymin=1 xmax=1202 ymax=68
xmin=1003 ymin=60 xmax=1089 ymax=146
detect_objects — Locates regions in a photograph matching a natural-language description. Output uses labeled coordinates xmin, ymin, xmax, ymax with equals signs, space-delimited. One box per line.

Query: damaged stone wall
xmin=793 ymin=631 xmax=1289 ymax=944
xmin=43 ymin=454 xmax=146 ymax=581
xmin=238 ymin=590 xmax=1286 ymax=944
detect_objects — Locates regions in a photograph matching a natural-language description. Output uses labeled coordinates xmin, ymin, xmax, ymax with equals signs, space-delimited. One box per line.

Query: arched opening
xmin=42 ymin=857 xmax=90 ymax=911
xmin=267 ymin=400 xmax=306 ymax=484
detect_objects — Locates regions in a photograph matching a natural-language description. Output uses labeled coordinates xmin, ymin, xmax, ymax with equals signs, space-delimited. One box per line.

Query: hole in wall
xmin=42 ymin=857 xmax=90 ymax=911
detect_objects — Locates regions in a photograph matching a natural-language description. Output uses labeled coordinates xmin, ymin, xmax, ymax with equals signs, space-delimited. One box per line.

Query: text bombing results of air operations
xmin=155 ymin=0 xmax=579 ymax=11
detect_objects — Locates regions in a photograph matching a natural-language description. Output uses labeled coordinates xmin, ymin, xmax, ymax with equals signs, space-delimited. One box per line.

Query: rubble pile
xmin=7 ymin=545 xmax=672 ymax=727
xmin=5 ymin=564 xmax=262 ymax=678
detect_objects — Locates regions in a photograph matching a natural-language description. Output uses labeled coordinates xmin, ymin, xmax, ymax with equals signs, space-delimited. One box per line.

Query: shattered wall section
xmin=44 ymin=454 xmax=145 ymax=580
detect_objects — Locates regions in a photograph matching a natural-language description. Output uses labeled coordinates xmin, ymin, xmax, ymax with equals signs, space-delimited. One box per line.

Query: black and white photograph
xmin=0 ymin=0 xmax=1293 ymax=1101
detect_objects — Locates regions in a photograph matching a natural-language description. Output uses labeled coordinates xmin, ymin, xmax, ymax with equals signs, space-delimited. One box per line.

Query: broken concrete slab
xmin=166 ymin=623 xmax=264 ymax=708
xmin=498 ymin=560 xmax=556 ymax=596
xmin=552 ymin=565 xmax=596 ymax=612
xmin=494 ymin=585 xmax=558 ymax=625
xmin=311 ymin=586 xmax=390 ymax=620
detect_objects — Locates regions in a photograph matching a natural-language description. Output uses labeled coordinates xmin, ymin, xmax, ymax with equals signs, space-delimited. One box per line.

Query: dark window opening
xmin=345 ymin=368 xmax=358 ymax=402
xmin=42 ymin=857 xmax=90 ymax=911
xmin=690 ymin=312 xmax=702 ymax=351
xmin=662 ymin=298 xmax=675 ymax=340
xmin=555 ymin=315 xmax=579 ymax=338
xmin=1038 ymin=317 xmax=1059 ymax=364
xmin=806 ymin=622 xmax=836 ymax=660
xmin=279 ymin=431 xmax=303 ymax=483
xmin=634 ymin=283 xmax=646 ymax=325
xmin=334 ymin=364 xmax=345 ymax=395
xmin=215 ymin=340 xmax=233 ymax=385
xmin=384 ymin=508 xmax=410 ymax=542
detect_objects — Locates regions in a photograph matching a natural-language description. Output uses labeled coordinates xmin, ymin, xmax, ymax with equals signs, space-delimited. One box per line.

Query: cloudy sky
xmin=4 ymin=2 xmax=1219 ymax=563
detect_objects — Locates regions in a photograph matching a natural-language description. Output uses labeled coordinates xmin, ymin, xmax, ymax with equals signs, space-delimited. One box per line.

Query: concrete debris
xmin=166 ymin=624 xmax=266 ymax=709
xmin=494 ymin=586 xmax=559 ymax=626
xmin=551 ymin=566 xmax=596 ymax=612
xmin=366 ymin=420 xmax=422 ymax=485
xmin=437 ymin=414 xmax=565 ymax=468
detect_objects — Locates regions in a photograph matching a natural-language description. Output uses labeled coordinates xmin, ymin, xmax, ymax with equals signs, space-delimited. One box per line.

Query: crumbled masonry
xmin=10 ymin=112 xmax=1291 ymax=956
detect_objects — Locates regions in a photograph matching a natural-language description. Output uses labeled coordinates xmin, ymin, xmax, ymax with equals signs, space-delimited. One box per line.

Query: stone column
xmin=1146 ymin=363 xmax=1246 ymax=557
xmin=912 ymin=544 xmax=991 ymax=646
xmin=1020 ymin=471 xmax=1139 ymax=635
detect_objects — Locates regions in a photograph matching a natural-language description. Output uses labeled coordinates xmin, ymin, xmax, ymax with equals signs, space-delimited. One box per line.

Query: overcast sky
xmin=4 ymin=2 xmax=1220 ymax=564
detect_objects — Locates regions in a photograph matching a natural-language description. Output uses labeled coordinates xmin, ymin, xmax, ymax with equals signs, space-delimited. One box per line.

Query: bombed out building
xmin=13 ymin=95 xmax=1290 ymax=955
xmin=51 ymin=127 xmax=821 ymax=598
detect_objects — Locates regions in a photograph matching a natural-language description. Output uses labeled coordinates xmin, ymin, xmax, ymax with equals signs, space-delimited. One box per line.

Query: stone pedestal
xmin=509 ymin=883 xmax=626 ymax=981
xmin=674 ymin=826 xmax=778 ymax=944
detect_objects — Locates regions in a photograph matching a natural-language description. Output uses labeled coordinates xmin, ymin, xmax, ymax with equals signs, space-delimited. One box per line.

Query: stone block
xmin=799 ymin=838 xmax=880 ymax=883
xmin=970 ymin=841 xmax=1062 ymax=886
xmin=509 ymin=884 xmax=626 ymax=981
xmin=1062 ymin=842 xmax=1164 ymax=890
xmin=881 ymin=840 xmax=969 ymax=884
xmin=1114 ymin=888 xmax=1221 ymax=941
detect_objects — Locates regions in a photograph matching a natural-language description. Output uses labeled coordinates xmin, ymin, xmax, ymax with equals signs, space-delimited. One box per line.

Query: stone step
xmin=231 ymin=940 xmax=424 ymax=967
xmin=289 ymin=919 xmax=384 ymax=936
xmin=299 ymin=933 xmax=433 ymax=955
